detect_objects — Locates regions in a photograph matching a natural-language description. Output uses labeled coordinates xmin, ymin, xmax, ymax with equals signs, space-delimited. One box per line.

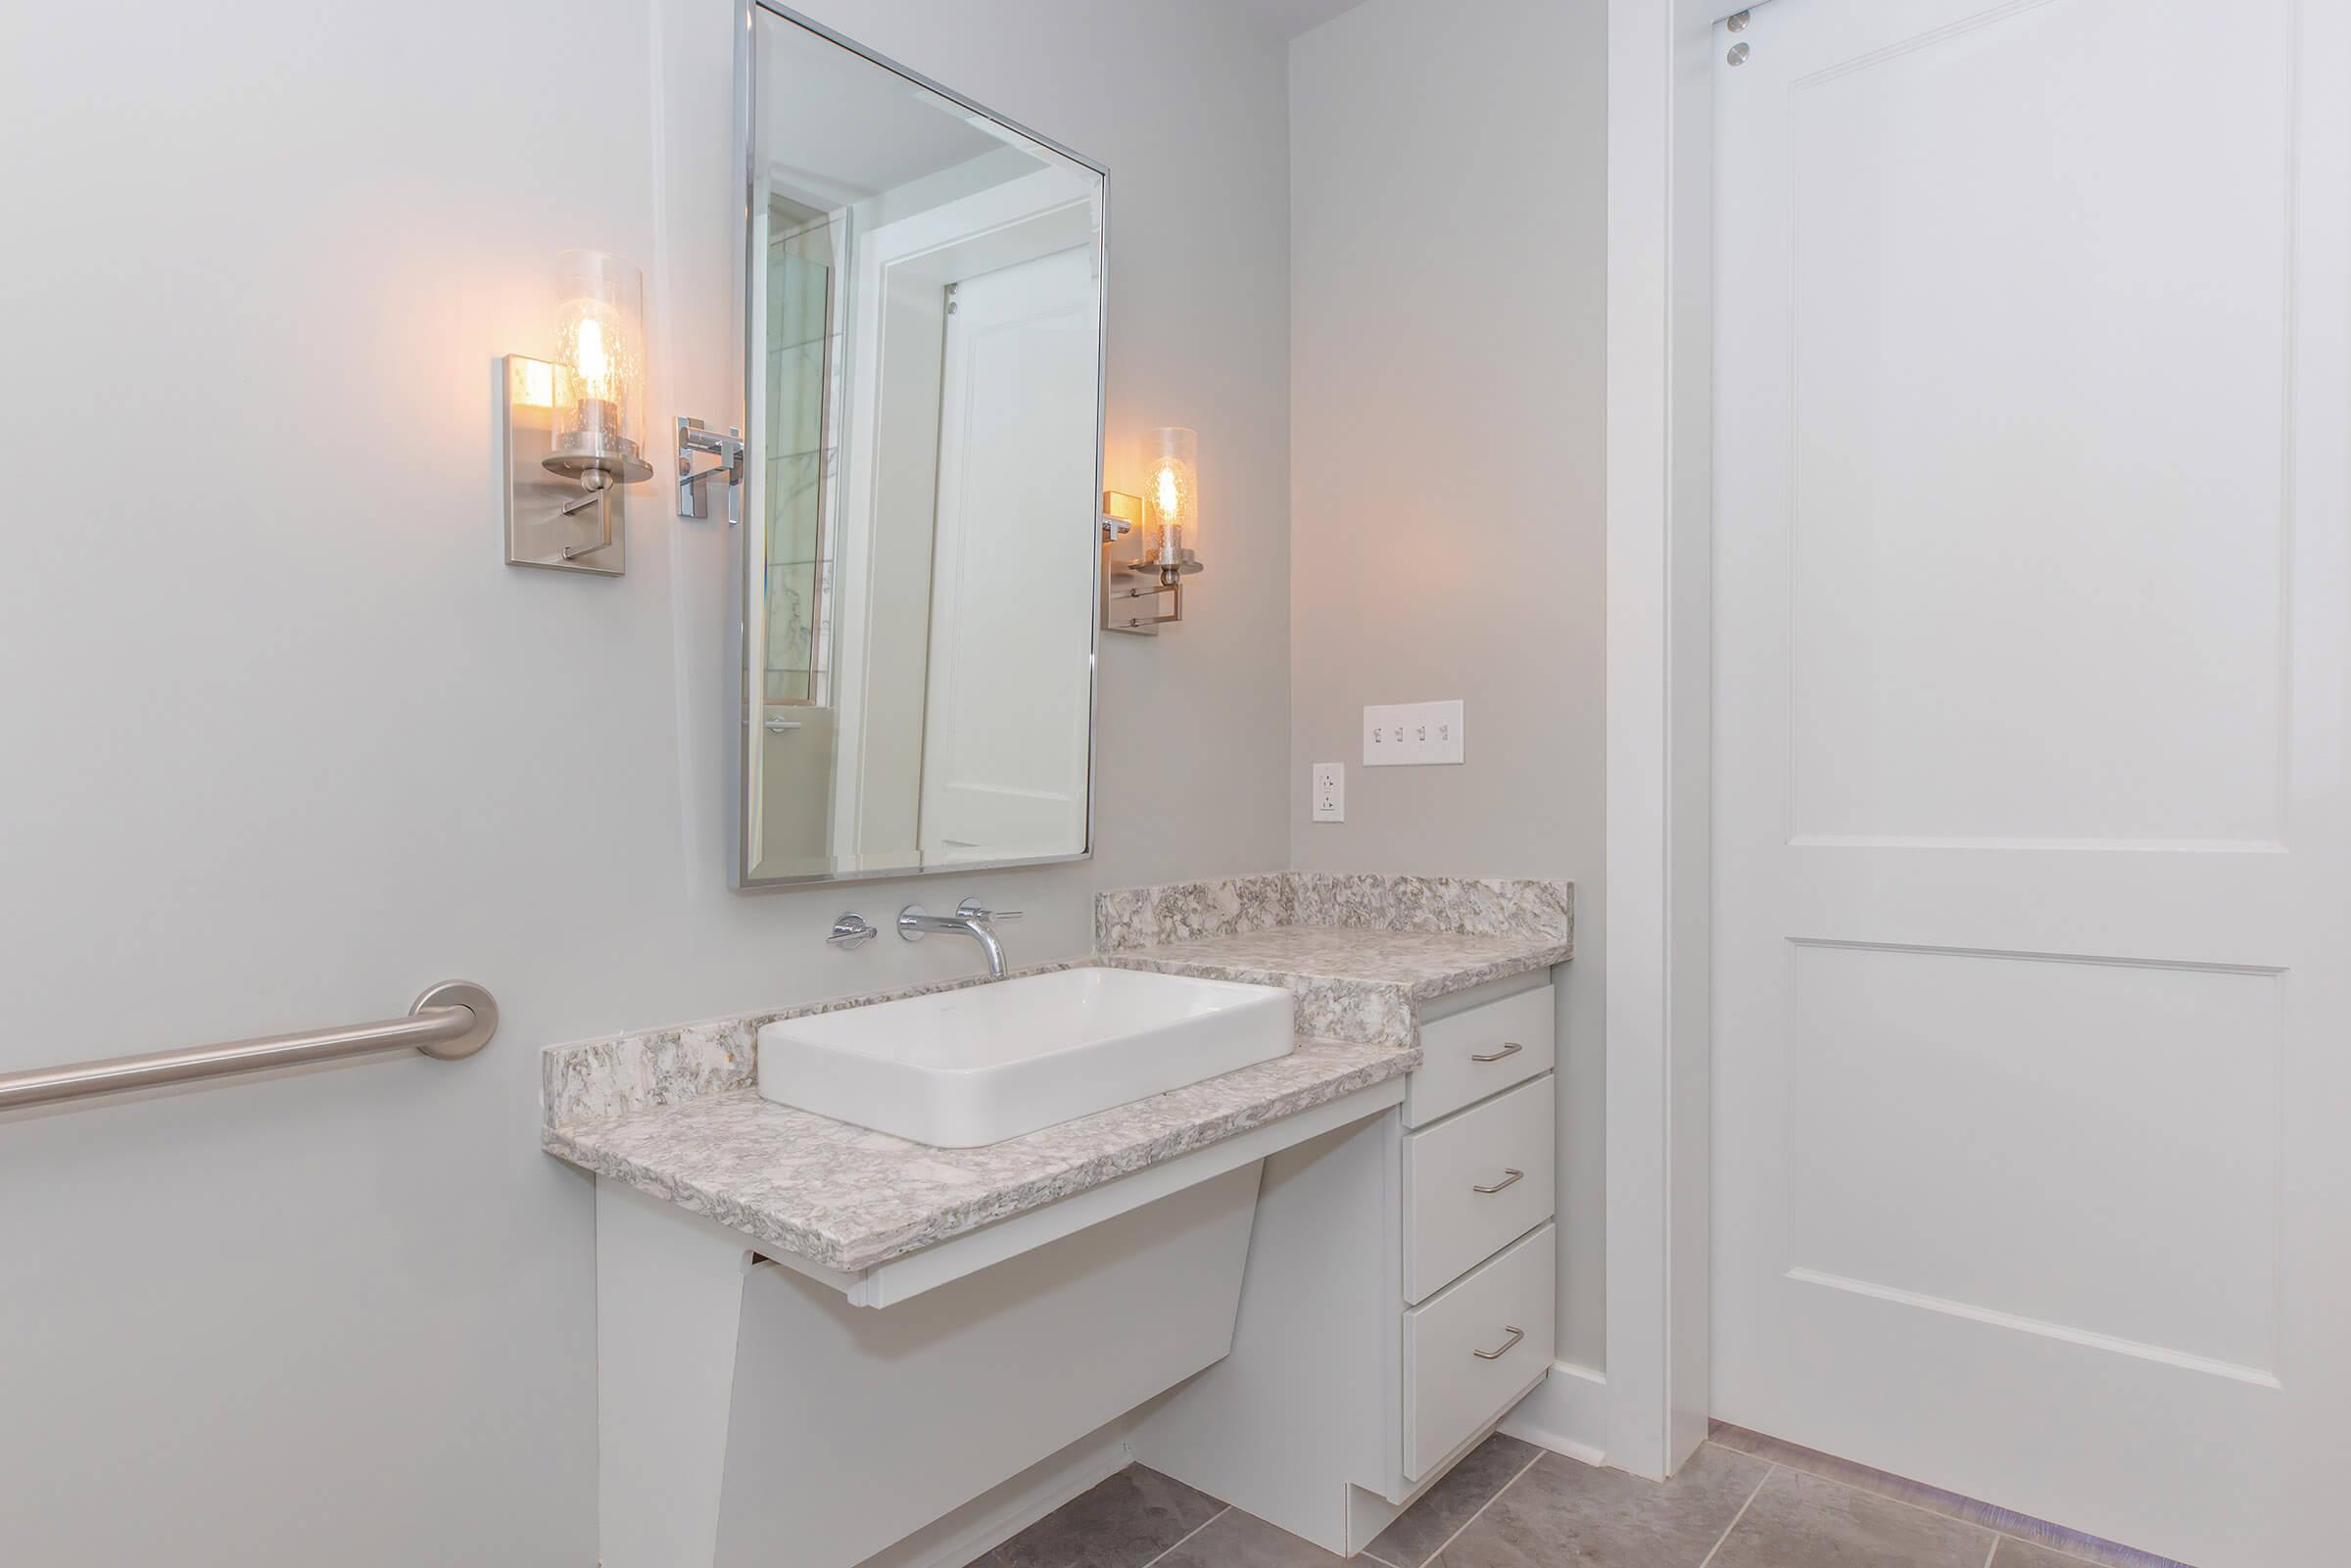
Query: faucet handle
xmin=828 ymin=914 xmax=878 ymax=948
xmin=955 ymin=898 xmax=1023 ymax=924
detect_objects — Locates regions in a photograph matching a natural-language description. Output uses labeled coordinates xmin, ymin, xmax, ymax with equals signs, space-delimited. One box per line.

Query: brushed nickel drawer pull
xmin=1472 ymin=1325 xmax=1525 ymax=1360
xmin=1473 ymin=1167 xmax=1525 ymax=1195
xmin=1470 ymin=1041 xmax=1523 ymax=1063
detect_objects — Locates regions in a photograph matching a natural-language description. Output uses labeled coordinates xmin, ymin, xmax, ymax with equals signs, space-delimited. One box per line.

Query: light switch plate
xmin=1363 ymin=700 xmax=1464 ymax=767
xmin=1312 ymin=763 xmax=1345 ymax=822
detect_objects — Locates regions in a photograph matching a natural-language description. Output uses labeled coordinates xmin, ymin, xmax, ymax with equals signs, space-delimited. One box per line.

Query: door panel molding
xmin=1782 ymin=1268 xmax=2283 ymax=1389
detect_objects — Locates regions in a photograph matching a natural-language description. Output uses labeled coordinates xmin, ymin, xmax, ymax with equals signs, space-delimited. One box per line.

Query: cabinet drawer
xmin=1404 ymin=1222 xmax=1556 ymax=1480
xmin=1406 ymin=984 xmax=1555 ymax=1127
xmin=1403 ymin=1074 xmax=1555 ymax=1304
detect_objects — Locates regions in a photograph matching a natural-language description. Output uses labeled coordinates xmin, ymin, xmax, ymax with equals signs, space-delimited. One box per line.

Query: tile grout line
xmin=1711 ymin=1443 xmax=2102 ymax=1568
xmin=1693 ymin=1460 xmax=1776 ymax=1568
xmin=1136 ymin=1504 xmax=1228 ymax=1568
xmin=1404 ymin=1447 xmax=1550 ymax=1567
xmin=1840 ymin=1476 xmax=2009 ymax=1539
xmin=1982 ymin=1527 xmax=2110 ymax=1568
xmin=1708 ymin=1442 xmax=2034 ymax=1558
xmin=1358 ymin=1551 xmax=1406 ymax=1568
xmin=1703 ymin=1436 xmax=2165 ymax=1568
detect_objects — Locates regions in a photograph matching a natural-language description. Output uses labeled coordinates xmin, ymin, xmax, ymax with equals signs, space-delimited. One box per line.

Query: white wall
xmin=0 ymin=1 xmax=1290 ymax=1561
xmin=1287 ymin=0 xmax=1609 ymax=1376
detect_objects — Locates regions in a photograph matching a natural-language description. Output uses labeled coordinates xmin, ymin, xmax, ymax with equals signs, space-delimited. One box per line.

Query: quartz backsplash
xmin=1095 ymin=871 xmax=1573 ymax=951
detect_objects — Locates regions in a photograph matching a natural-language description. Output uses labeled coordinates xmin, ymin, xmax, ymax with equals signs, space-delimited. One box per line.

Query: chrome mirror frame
xmin=727 ymin=0 xmax=1109 ymax=891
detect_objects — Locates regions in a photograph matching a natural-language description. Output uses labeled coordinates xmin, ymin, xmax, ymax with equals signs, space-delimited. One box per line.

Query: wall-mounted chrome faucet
xmin=897 ymin=899 xmax=1022 ymax=978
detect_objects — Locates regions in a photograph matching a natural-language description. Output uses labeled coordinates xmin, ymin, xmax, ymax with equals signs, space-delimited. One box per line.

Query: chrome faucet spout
xmin=895 ymin=900 xmax=1019 ymax=978
xmin=971 ymin=923 xmax=1007 ymax=977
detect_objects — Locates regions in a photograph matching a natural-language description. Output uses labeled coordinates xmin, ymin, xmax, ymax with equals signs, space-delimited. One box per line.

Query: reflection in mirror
xmin=740 ymin=6 xmax=1106 ymax=886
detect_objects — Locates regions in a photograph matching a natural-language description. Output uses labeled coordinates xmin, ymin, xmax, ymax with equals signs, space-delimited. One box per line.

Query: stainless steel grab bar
xmin=0 ymin=980 xmax=498 ymax=1112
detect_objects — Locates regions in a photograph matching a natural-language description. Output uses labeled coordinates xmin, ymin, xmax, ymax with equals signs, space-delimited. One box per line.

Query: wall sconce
xmin=1102 ymin=427 xmax=1205 ymax=635
xmin=500 ymin=251 xmax=653 ymax=576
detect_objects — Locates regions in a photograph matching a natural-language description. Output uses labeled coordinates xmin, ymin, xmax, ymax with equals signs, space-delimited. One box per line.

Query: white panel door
xmin=1712 ymin=4 xmax=2351 ymax=1565
xmin=920 ymin=246 xmax=1097 ymax=860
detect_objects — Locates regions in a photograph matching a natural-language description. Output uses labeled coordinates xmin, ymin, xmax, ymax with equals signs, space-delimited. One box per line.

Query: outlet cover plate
xmin=1312 ymin=763 xmax=1345 ymax=822
xmin=1363 ymin=700 xmax=1464 ymax=767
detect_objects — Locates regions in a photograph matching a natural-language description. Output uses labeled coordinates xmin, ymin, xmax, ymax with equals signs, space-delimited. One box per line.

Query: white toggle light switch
xmin=1312 ymin=763 xmax=1345 ymax=822
xmin=1363 ymin=700 xmax=1464 ymax=766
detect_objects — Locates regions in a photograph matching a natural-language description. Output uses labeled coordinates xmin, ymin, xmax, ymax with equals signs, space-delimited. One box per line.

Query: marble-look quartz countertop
xmin=539 ymin=873 xmax=1564 ymax=1274
xmin=1100 ymin=925 xmax=1568 ymax=1003
xmin=543 ymin=1033 xmax=1415 ymax=1274
xmin=1088 ymin=873 xmax=1572 ymax=1045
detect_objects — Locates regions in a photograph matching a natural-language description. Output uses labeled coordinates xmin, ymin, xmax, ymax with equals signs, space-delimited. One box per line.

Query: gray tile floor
xmin=966 ymin=1435 xmax=2191 ymax=1568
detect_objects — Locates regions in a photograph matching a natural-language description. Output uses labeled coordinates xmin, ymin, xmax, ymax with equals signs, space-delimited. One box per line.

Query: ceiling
xmin=1245 ymin=0 xmax=1376 ymax=40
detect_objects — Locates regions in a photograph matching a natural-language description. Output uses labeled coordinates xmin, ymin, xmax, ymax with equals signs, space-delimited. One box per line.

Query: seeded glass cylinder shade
xmin=1142 ymin=427 xmax=1199 ymax=559
xmin=547 ymin=250 xmax=650 ymax=483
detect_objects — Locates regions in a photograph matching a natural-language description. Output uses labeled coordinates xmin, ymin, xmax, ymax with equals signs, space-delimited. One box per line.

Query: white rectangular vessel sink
xmin=756 ymin=967 xmax=1296 ymax=1147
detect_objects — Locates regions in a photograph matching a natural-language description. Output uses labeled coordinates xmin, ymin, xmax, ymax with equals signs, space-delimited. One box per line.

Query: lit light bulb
xmin=555 ymin=299 xmax=637 ymax=451
xmin=574 ymin=314 xmax=612 ymax=398
xmin=1139 ymin=428 xmax=1199 ymax=561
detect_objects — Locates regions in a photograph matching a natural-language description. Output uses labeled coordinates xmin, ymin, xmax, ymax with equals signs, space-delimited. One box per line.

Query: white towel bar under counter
xmin=0 ymin=980 xmax=498 ymax=1112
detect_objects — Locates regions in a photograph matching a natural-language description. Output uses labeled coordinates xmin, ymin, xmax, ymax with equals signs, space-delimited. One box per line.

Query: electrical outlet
xmin=1312 ymin=763 xmax=1345 ymax=822
xmin=1362 ymin=700 xmax=1464 ymax=766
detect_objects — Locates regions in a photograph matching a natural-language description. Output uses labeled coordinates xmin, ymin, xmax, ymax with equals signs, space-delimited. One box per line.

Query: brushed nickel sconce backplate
xmin=1101 ymin=542 xmax=1201 ymax=635
xmin=501 ymin=354 xmax=627 ymax=576
xmin=1099 ymin=481 xmax=1202 ymax=636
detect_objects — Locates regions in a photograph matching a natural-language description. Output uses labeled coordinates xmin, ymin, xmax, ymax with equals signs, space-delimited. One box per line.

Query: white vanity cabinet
xmin=1405 ymin=1222 xmax=1556 ymax=1479
xmin=1404 ymin=1074 xmax=1554 ymax=1303
xmin=1406 ymin=981 xmax=1556 ymax=1123
xmin=1130 ymin=970 xmax=1563 ymax=1557
xmin=1393 ymin=976 xmax=1559 ymax=1488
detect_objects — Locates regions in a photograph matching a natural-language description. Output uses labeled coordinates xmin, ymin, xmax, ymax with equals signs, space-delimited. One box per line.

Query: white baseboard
xmin=1499 ymin=1360 xmax=1606 ymax=1466
xmin=854 ymin=1420 xmax=1136 ymax=1568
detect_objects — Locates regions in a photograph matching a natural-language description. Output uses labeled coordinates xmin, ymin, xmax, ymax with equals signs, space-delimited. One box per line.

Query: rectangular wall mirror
xmin=734 ymin=3 xmax=1107 ymax=887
